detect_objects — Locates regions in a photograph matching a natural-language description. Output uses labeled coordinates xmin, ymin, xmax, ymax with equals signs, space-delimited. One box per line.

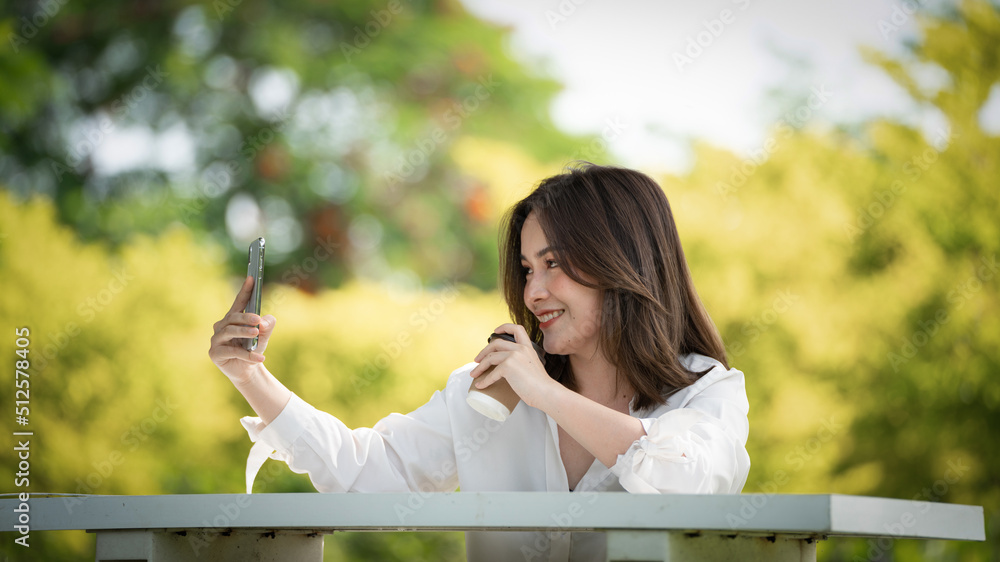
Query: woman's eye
xmin=522 ymin=265 xmax=532 ymax=275
xmin=546 ymin=260 xmax=558 ymax=269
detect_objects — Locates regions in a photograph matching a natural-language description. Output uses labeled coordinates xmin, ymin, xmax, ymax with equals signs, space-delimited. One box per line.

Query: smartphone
xmin=243 ymin=237 xmax=265 ymax=351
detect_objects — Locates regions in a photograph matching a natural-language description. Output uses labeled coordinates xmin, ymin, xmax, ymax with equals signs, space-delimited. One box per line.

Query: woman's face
xmin=520 ymin=212 xmax=603 ymax=358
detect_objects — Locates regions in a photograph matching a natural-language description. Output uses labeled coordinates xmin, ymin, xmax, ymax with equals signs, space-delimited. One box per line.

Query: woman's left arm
xmin=469 ymin=324 xmax=645 ymax=467
xmin=534 ymin=385 xmax=646 ymax=468
xmin=611 ymin=369 xmax=751 ymax=495
xmin=471 ymin=326 xmax=750 ymax=492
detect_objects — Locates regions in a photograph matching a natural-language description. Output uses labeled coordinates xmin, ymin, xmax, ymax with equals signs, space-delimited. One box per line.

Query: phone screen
xmin=243 ymin=237 xmax=265 ymax=351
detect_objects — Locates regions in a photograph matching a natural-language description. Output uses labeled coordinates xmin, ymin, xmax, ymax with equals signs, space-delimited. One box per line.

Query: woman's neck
xmin=568 ymin=350 xmax=633 ymax=407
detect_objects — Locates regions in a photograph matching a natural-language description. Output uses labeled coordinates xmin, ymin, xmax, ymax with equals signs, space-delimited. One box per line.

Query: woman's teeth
xmin=538 ymin=310 xmax=564 ymax=323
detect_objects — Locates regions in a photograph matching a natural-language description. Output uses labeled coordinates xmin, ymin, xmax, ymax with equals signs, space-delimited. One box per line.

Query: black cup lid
xmin=487 ymin=333 xmax=517 ymax=344
xmin=487 ymin=332 xmax=545 ymax=363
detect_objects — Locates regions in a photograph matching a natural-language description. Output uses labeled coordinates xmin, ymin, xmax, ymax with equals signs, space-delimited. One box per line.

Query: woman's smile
xmin=536 ymin=309 xmax=565 ymax=327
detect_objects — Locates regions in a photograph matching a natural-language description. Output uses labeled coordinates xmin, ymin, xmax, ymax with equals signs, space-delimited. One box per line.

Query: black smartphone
xmin=243 ymin=237 xmax=265 ymax=351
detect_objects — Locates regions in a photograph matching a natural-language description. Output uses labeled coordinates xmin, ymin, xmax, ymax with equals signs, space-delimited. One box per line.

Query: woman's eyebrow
xmin=520 ymin=246 xmax=554 ymax=261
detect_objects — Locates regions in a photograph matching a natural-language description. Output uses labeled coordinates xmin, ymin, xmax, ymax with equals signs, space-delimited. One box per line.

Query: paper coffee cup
xmin=466 ymin=379 xmax=517 ymax=421
xmin=467 ymin=375 xmax=520 ymax=421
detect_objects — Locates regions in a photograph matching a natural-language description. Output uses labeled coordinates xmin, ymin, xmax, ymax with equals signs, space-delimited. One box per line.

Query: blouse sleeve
xmin=610 ymin=366 xmax=750 ymax=494
xmin=240 ymin=374 xmax=460 ymax=495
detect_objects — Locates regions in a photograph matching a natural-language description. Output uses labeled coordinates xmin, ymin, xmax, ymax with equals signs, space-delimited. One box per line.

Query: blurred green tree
xmin=0 ymin=189 xmax=509 ymax=559
xmin=825 ymin=1 xmax=1000 ymax=559
xmin=2 ymin=0 xmax=998 ymax=561
xmin=664 ymin=2 xmax=999 ymax=559
xmin=0 ymin=0 xmax=592 ymax=292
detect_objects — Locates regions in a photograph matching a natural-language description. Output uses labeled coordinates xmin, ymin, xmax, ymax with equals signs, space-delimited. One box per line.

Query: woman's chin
xmin=541 ymin=340 xmax=567 ymax=356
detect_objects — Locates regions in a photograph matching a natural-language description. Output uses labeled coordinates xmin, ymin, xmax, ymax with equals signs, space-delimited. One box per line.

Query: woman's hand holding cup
xmin=469 ymin=324 xmax=550 ymax=416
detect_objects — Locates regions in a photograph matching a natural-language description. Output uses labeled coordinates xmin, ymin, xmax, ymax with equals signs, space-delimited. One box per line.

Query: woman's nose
xmin=524 ymin=275 xmax=549 ymax=303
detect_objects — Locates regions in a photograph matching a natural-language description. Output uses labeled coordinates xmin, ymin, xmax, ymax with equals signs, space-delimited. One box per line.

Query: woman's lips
xmin=537 ymin=309 xmax=564 ymax=328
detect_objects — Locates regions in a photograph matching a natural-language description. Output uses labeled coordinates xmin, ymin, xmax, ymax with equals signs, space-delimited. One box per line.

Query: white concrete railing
xmin=0 ymin=493 xmax=985 ymax=561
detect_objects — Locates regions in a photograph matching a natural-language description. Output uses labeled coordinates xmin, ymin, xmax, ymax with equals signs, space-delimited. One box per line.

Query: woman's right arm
xmin=209 ymin=274 xmax=291 ymax=424
xmin=210 ymin=275 xmax=459 ymax=495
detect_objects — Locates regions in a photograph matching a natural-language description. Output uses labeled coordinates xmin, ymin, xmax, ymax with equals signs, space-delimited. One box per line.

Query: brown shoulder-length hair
xmin=498 ymin=163 xmax=729 ymax=411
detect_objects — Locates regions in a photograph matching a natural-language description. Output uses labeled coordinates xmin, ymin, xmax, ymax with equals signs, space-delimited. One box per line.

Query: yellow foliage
xmin=0 ymin=190 xmax=513 ymax=524
xmin=450 ymin=135 xmax=563 ymax=219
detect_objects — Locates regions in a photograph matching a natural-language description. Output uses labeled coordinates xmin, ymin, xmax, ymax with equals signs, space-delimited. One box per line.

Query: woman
xmin=209 ymin=163 xmax=750 ymax=561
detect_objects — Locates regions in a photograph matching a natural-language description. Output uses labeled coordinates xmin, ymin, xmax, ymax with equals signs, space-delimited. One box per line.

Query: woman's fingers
xmin=472 ymin=356 xmax=503 ymax=389
xmin=211 ymin=324 xmax=258 ymax=350
xmin=470 ymin=350 xmax=505 ymax=378
xmin=210 ymin=343 xmax=265 ymax=364
xmin=215 ymin=312 xmax=262 ymax=334
xmin=228 ymin=275 xmax=255 ymax=315
xmin=475 ymin=370 xmax=498 ymax=389
xmin=474 ymin=327 xmax=523 ymax=360
xmin=509 ymin=324 xmax=531 ymax=345
xmin=257 ymin=314 xmax=276 ymax=335
xmin=233 ymin=312 xmax=262 ymax=328
xmin=491 ymin=323 xmax=518 ymax=340
xmin=470 ymin=325 xmax=541 ymax=391
xmin=209 ymin=277 xmax=270 ymax=384
xmin=492 ymin=323 xmax=529 ymax=339
xmin=209 ymin=323 xmax=264 ymax=359
xmin=253 ymin=315 xmax=276 ymax=351
xmin=474 ymin=359 xmax=512 ymax=389
xmin=471 ymin=325 xmax=548 ymax=392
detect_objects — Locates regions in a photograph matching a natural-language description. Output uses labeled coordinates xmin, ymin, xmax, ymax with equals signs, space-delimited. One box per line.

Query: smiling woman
xmin=209 ymin=162 xmax=750 ymax=562
xmin=497 ymin=164 xmax=732 ymax=410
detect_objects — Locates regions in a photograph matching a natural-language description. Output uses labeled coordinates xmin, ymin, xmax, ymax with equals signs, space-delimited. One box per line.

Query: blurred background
xmin=1 ymin=0 xmax=998 ymax=559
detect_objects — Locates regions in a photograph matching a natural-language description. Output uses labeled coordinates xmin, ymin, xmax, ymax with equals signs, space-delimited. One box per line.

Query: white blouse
xmin=241 ymin=353 xmax=750 ymax=562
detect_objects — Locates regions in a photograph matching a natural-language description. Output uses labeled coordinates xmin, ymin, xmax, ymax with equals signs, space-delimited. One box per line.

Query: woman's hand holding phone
xmin=209 ymin=275 xmax=277 ymax=387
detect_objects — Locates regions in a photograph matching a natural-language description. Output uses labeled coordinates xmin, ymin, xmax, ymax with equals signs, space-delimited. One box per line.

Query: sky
xmin=86 ymin=0 xmax=1000 ymax=182
xmin=458 ymin=0 xmax=998 ymax=174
